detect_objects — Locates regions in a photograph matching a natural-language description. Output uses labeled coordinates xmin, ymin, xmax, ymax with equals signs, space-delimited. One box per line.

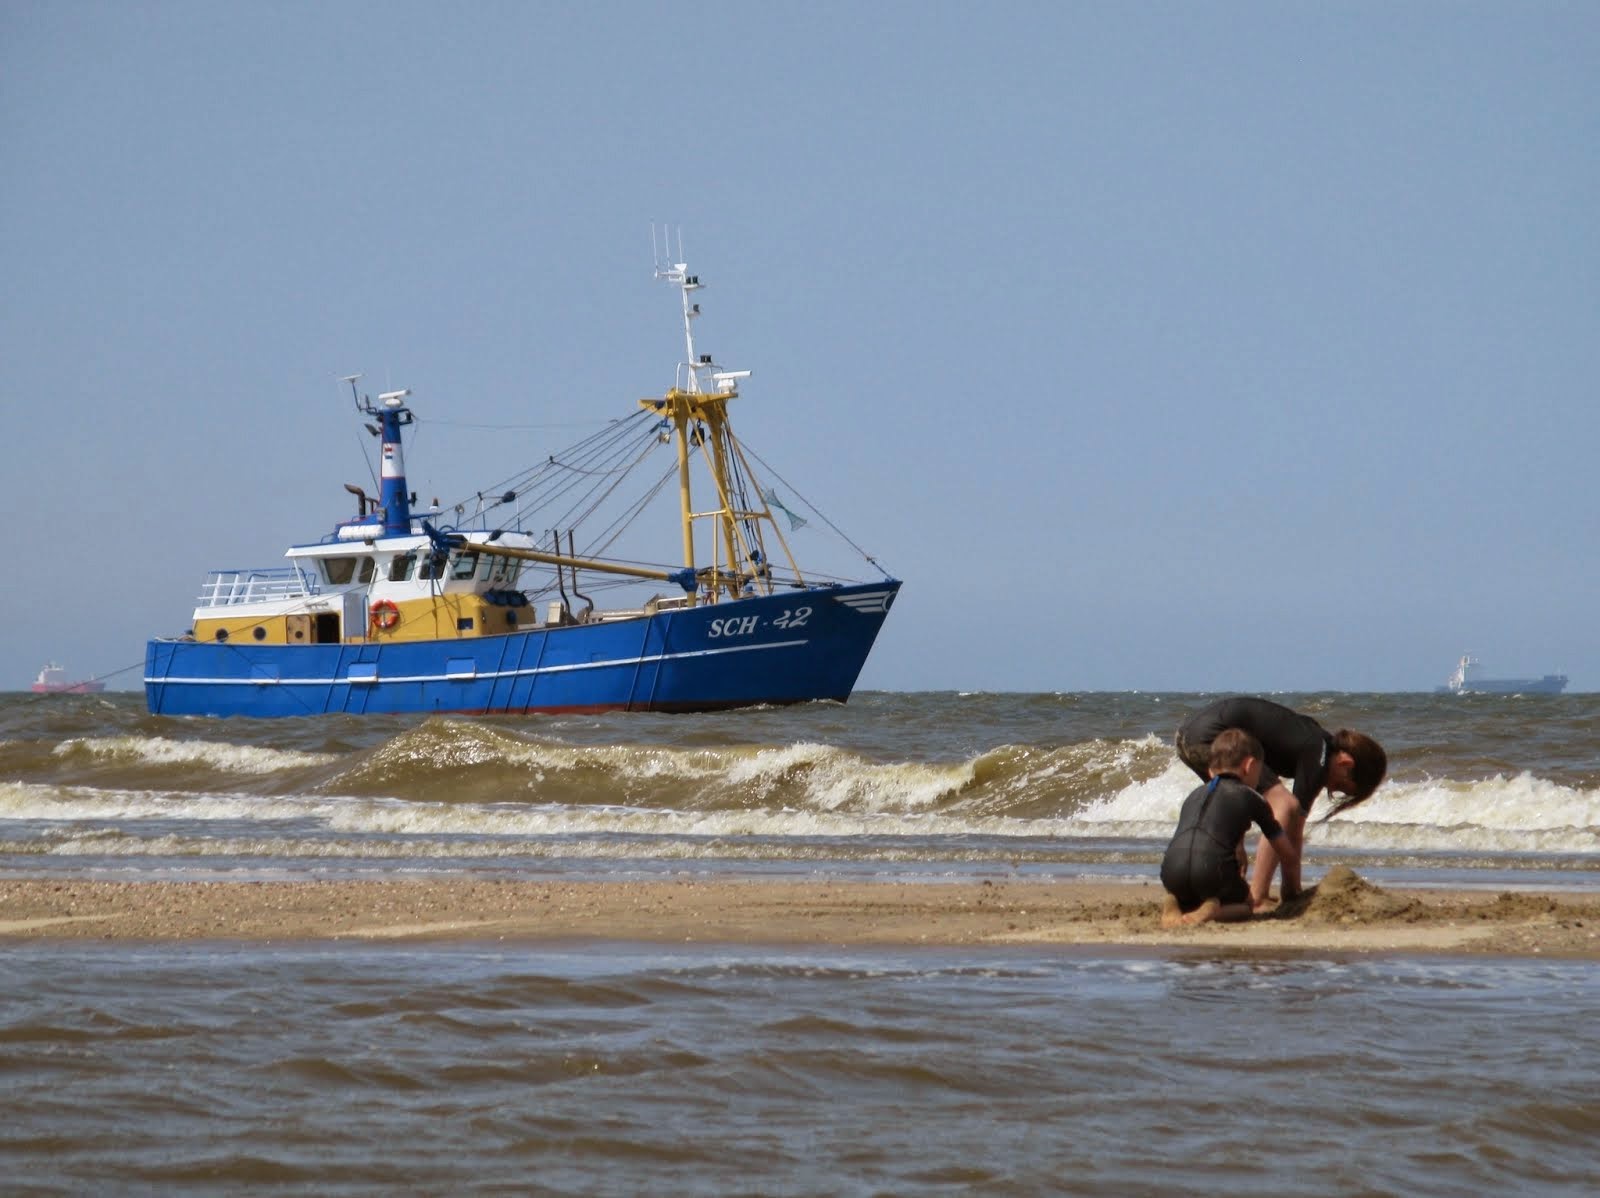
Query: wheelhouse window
xmin=451 ymin=552 xmax=481 ymax=581
xmin=322 ymin=557 xmax=357 ymax=585
xmin=418 ymin=551 xmax=449 ymax=581
xmin=389 ymin=554 xmax=416 ymax=582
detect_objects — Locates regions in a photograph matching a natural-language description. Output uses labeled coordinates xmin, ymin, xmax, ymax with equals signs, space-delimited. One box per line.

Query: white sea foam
xmin=1072 ymin=759 xmax=1197 ymax=827
xmin=1038 ymin=734 xmax=1171 ymax=792
xmin=53 ymin=736 xmax=337 ymax=775
xmin=1071 ymin=763 xmax=1600 ymax=853
xmin=1339 ymin=773 xmax=1600 ymax=832
xmin=0 ymin=780 xmax=1043 ymax=846
xmin=0 ymin=781 xmax=337 ymax=824
xmin=357 ymin=728 xmax=735 ymax=785
xmin=721 ymin=742 xmax=968 ymax=812
xmin=356 ymin=729 xmax=976 ymax=814
xmin=6 ymin=758 xmax=1598 ymax=859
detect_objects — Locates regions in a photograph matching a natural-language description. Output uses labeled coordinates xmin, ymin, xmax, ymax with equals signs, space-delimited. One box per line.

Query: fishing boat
xmin=1435 ymin=655 xmax=1568 ymax=695
xmin=144 ymin=249 xmax=900 ymax=718
xmin=32 ymin=663 xmax=106 ymax=695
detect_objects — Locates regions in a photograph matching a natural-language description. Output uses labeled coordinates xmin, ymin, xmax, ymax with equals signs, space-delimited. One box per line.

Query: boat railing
xmin=196 ymin=568 xmax=318 ymax=607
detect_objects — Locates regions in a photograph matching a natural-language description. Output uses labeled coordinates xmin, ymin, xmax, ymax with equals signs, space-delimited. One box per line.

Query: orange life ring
xmin=369 ymin=599 xmax=401 ymax=632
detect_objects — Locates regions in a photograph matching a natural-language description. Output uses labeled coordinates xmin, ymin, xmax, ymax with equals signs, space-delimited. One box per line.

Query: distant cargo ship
xmin=1436 ymin=655 xmax=1567 ymax=695
xmin=31 ymin=663 xmax=106 ymax=695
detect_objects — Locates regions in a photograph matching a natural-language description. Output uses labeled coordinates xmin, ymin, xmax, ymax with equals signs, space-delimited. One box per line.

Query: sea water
xmin=4 ymin=945 xmax=1596 ymax=1194
xmin=2 ymin=691 xmax=1597 ymax=1194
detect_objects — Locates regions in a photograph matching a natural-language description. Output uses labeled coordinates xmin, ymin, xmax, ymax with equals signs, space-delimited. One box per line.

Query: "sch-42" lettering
xmin=707 ymin=606 xmax=811 ymax=638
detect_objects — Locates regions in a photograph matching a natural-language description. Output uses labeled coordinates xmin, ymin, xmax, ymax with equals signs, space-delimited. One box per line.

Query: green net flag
xmin=761 ymin=489 xmax=807 ymax=532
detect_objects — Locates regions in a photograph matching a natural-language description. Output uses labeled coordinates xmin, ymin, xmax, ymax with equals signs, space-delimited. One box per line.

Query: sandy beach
xmin=1 ymin=868 xmax=1596 ymax=957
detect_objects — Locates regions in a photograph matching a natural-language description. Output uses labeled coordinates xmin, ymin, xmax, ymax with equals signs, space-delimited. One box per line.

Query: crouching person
xmin=1160 ymin=728 xmax=1300 ymax=928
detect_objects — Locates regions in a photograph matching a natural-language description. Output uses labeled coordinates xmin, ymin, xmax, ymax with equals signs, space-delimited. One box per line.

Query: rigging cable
xmin=739 ymin=442 xmax=893 ymax=578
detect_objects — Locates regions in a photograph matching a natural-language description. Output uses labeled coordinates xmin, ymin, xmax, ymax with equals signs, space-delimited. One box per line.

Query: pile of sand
xmin=1277 ymin=865 xmax=1427 ymax=925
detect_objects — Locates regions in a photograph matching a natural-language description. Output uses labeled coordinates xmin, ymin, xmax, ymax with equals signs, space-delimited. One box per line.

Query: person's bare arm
xmin=1268 ymin=826 xmax=1302 ymax=900
xmin=1250 ymin=784 xmax=1305 ymax=904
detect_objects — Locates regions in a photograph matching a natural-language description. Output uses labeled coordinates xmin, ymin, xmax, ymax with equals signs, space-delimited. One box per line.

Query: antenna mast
xmin=653 ymin=224 xmax=706 ymax=393
xmin=652 ymin=225 xmax=753 ymax=396
xmin=646 ymin=227 xmax=758 ymax=598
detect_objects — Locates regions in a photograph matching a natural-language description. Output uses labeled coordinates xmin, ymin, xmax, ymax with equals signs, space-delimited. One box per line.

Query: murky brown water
xmin=3 ymin=944 xmax=1596 ymax=1194
xmin=4 ymin=691 xmax=1598 ymax=1193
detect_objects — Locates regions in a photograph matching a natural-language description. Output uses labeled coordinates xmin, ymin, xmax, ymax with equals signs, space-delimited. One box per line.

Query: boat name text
xmin=708 ymin=607 xmax=812 ymax=639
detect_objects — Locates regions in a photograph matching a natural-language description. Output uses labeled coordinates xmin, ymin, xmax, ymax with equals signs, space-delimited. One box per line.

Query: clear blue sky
xmin=4 ymin=2 xmax=1596 ymax=693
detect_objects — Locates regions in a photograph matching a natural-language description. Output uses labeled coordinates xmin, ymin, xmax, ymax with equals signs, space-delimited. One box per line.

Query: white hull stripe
xmin=147 ymin=637 xmax=809 ymax=687
xmin=834 ymin=590 xmax=895 ymax=614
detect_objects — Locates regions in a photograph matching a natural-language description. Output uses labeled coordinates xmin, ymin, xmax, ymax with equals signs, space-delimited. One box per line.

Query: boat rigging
xmin=144 ymin=243 xmax=900 ymax=717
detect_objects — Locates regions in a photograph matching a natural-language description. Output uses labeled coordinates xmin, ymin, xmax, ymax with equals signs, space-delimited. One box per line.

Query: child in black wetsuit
xmin=1160 ymin=728 xmax=1302 ymax=928
xmin=1173 ymin=696 xmax=1386 ymax=905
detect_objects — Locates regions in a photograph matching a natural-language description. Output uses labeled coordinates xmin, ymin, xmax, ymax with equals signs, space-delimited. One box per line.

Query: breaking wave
xmin=4 ymin=738 xmax=1598 ymax=859
xmin=6 ymin=694 xmax=1600 ymax=868
xmin=53 ymin=736 xmax=339 ymax=776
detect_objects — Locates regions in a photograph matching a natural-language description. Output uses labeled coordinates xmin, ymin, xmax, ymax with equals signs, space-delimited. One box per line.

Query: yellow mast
xmin=647 ymin=234 xmax=757 ymax=605
xmin=641 ymin=385 xmax=751 ymax=602
xmin=470 ymin=237 xmax=789 ymax=607
xmin=702 ymin=399 xmax=742 ymax=596
xmin=427 ymin=242 xmax=821 ymax=614
xmin=672 ymin=391 xmax=695 ymax=590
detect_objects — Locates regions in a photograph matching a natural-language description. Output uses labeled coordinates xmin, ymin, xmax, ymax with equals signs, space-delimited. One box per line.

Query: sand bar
xmin=1 ymin=869 xmax=1597 ymax=957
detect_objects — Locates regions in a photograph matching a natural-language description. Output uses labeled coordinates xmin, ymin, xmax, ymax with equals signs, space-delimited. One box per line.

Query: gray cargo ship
xmin=1436 ymin=655 xmax=1568 ymax=695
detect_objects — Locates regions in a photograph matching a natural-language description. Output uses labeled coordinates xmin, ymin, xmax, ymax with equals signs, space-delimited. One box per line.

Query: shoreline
xmin=2 ymin=868 xmax=1597 ymax=957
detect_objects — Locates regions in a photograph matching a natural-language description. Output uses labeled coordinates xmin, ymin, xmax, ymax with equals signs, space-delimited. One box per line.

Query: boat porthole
xmin=215 ymin=629 xmax=228 ymax=642
xmin=253 ymin=627 xmax=267 ymax=641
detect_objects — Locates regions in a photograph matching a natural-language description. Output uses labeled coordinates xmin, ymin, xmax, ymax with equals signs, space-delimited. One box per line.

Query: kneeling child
xmin=1160 ymin=728 xmax=1300 ymax=927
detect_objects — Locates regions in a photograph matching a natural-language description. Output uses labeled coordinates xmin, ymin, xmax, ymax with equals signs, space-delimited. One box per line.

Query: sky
xmin=3 ymin=1 xmax=1597 ymax=694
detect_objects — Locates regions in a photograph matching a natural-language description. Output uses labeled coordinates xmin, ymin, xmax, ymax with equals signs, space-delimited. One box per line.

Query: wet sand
xmin=2 ymin=867 xmax=1597 ymax=957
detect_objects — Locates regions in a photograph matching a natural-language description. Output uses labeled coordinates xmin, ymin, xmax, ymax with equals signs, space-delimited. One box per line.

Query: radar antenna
xmin=650 ymin=223 xmax=751 ymax=396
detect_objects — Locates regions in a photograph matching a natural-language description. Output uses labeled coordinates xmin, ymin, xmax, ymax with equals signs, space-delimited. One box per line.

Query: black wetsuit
xmin=1160 ymin=774 xmax=1284 ymax=911
xmin=1174 ymin=697 xmax=1334 ymax=815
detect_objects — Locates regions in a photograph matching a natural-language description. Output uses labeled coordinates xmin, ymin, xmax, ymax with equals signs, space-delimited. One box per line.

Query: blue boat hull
xmin=145 ymin=582 xmax=899 ymax=718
